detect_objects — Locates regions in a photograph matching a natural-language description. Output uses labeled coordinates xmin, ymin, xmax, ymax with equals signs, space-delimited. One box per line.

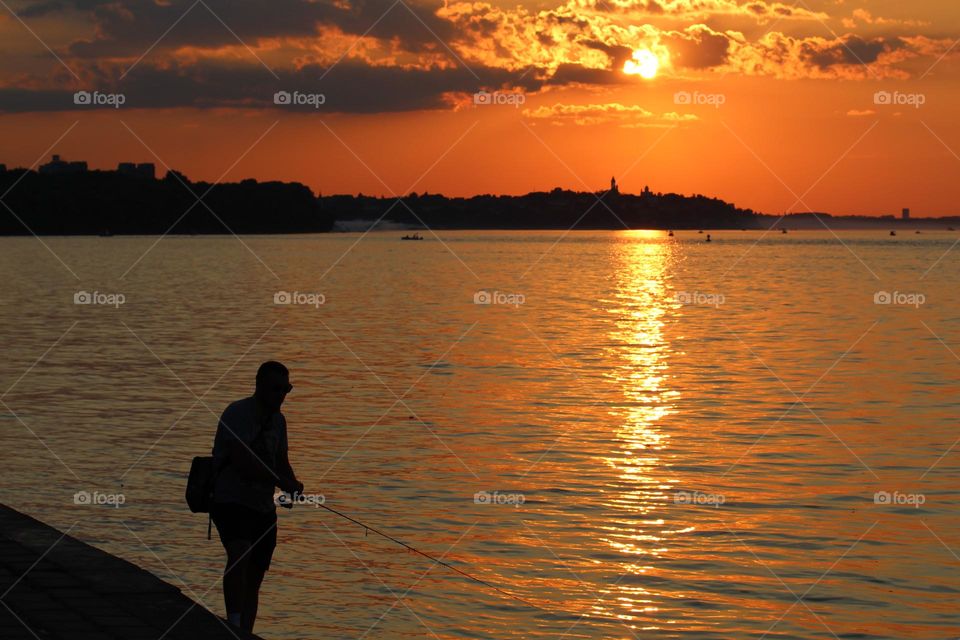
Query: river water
xmin=1 ymin=229 xmax=958 ymax=639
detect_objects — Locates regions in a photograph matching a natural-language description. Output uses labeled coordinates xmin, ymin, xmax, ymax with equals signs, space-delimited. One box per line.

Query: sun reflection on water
xmin=596 ymin=232 xmax=680 ymax=626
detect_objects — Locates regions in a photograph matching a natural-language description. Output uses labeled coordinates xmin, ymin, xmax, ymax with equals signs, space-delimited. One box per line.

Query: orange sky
xmin=1 ymin=0 xmax=958 ymax=216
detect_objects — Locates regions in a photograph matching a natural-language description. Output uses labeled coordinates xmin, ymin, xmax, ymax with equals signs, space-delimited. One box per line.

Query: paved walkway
xmin=0 ymin=504 xmax=264 ymax=640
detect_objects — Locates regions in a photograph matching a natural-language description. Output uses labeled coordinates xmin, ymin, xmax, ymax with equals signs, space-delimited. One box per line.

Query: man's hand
xmin=280 ymin=478 xmax=304 ymax=496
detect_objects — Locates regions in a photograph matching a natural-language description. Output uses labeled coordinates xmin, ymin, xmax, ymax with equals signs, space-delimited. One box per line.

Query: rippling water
xmin=2 ymin=229 xmax=959 ymax=639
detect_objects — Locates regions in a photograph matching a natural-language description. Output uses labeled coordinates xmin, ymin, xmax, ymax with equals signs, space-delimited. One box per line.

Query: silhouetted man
xmin=210 ymin=361 xmax=303 ymax=631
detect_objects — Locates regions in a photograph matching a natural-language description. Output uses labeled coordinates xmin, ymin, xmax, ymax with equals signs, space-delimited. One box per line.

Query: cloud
xmin=842 ymin=8 xmax=930 ymax=30
xmin=722 ymin=31 xmax=937 ymax=79
xmin=563 ymin=0 xmax=827 ymax=21
xmin=440 ymin=3 xmax=955 ymax=81
xmin=20 ymin=0 xmax=457 ymax=59
xmin=662 ymin=24 xmax=731 ymax=69
xmin=0 ymin=0 xmax=957 ymax=113
xmin=0 ymin=58 xmax=543 ymax=113
xmin=524 ymin=102 xmax=698 ymax=126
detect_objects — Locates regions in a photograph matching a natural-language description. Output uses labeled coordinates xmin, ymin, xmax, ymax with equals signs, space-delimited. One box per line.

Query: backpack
xmin=185 ymin=455 xmax=216 ymax=539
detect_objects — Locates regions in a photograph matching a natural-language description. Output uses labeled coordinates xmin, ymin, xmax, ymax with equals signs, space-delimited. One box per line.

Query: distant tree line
xmin=0 ymin=170 xmax=334 ymax=235
xmin=322 ymin=188 xmax=761 ymax=230
xmin=4 ymin=169 xmax=956 ymax=235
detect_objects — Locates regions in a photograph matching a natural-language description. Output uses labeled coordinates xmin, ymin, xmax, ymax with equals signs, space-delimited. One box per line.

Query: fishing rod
xmin=286 ymin=496 xmax=544 ymax=612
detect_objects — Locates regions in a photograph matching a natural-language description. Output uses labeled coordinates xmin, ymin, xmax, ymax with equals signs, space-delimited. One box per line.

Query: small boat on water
xmin=890 ymin=230 xmax=897 ymax=236
xmin=948 ymin=227 xmax=956 ymax=231
xmin=668 ymin=230 xmax=674 ymax=237
xmin=401 ymin=233 xmax=424 ymax=240
xmin=782 ymin=228 xmax=788 ymax=234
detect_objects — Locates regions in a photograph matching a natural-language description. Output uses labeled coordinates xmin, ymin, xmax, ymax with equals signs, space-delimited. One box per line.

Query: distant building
xmin=164 ymin=169 xmax=189 ymax=184
xmin=117 ymin=162 xmax=156 ymax=179
xmin=39 ymin=154 xmax=87 ymax=175
xmin=902 ymin=208 xmax=910 ymax=220
xmin=610 ymin=176 xmax=619 ymax=194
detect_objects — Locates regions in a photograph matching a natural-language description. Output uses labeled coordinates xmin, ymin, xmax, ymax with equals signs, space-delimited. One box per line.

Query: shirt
xmin=211 ymin=396 xmax=288 ymax=513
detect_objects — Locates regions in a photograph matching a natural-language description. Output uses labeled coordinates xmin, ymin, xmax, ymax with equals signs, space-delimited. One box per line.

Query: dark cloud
xmin=803 ymin=35 xmax=898 ymax=69
xmin=17 ymin=0 xmax=112 ymax=18
xmin=664 ymin=27 xmax=731 ymax=69
xmin=15 ymin=0 xmax=457 ymax=58
xmin=544 ymin=64 xmax=622 ymax=86
xmin=0 ymin=58 xmax=544 ymax=113
xmin=582 ymin=40 xmax=634 ymax=67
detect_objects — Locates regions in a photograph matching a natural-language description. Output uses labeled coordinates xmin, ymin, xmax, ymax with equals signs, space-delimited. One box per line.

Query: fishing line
xmin=300 ymin=500 xmax=546 ymax=612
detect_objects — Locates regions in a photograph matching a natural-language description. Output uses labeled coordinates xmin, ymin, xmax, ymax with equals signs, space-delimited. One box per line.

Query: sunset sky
xmin=1 ymin=0 xmax=958 ymax=216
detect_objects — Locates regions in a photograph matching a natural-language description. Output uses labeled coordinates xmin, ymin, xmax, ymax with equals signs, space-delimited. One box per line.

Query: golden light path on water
xmin=594 ymin=231 xmax=681 ymax=630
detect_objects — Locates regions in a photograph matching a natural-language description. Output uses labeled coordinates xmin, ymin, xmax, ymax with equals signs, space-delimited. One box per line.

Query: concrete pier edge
xmin=0 ymin=503 xmax=266 ymax=640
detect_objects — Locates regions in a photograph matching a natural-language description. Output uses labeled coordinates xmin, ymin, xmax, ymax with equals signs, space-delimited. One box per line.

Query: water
xmin=1 ymin=229 xmax=959 ymax=639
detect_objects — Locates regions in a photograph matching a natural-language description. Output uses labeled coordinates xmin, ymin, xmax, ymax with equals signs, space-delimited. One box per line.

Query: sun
xmin=623 ymin=49 xmax=659 ymax=79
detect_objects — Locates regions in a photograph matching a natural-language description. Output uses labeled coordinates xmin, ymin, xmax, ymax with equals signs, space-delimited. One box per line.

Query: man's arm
xmin=275 ymin=448 xmax=303 ymax=495
xmin=276 ymin=421 xmax=302 ymax=495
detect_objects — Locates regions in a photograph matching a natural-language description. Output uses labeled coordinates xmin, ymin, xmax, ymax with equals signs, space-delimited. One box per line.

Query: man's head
xmin=254 ymin=361 xmax=291 ymax=413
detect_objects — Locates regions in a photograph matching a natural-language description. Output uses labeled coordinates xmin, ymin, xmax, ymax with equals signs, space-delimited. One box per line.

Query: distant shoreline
xmin=2 ymin=160 xmax=956 ymax=235
xmin=1 ymin=226 xmax=956 ymax=238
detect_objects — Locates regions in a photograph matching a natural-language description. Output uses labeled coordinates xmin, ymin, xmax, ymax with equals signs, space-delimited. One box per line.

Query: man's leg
xmin=240 ymin=511 xmax=276 ymax=632
xmin=241 ymin=563 xmax=266 ymax=631
xmin=223 ymin=539 xmax=252 ymax=627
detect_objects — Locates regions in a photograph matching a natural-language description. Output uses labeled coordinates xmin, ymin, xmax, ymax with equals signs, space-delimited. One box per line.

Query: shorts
xmin=210 ymin=502 xmax=278 ymax=571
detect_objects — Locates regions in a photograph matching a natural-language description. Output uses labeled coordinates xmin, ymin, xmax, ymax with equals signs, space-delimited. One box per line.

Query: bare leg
xmin=223 ymin=540 xmax=252 ymax=624
xmin=241 ymin=564 xmax=266 ymax=631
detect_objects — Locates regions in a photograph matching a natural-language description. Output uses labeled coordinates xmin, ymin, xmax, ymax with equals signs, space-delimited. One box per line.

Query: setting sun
xmin=623 ymin=48 xmax=659 ymax=79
